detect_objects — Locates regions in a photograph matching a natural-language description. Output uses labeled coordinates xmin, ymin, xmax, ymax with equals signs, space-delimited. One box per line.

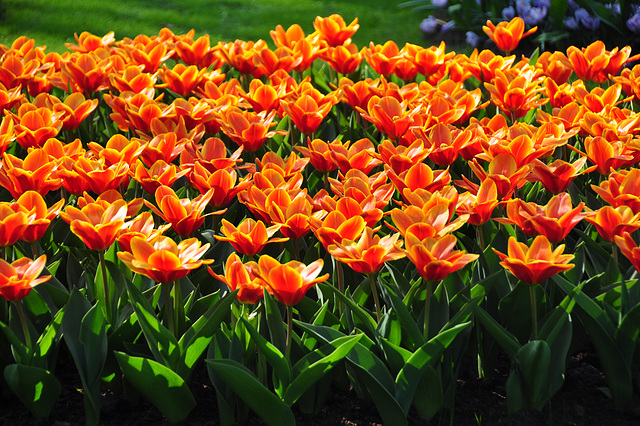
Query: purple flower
xmin=605 ymin=3 xmax=621 ymax=15
xmin=420 ymin=16 xmax=440 ymax=33
xmin=432 ymin=0 xmax=448 ymax=8
xmin=441 ymin=20 xmax=456 ymax=32
xmin=465 ymin=31 xmax=481 ymax=48
xmin=523 ymin=7 xmax=548 ymax=25
xmin=516 ymin=0 xmax=532 ymax=16
xmin=628 ymin=13 xmax=640 ymax=34
xmin=533 ymin=0 xmax=550 ymax=8
xmin=575 ymin=8 xmax=600 ymax=30
xmin=564 ymin=16 xmax=579 ymax=30
xmin=502 ymin=6 xmax=516 ymax=21
xmin=567 ymin=0 xmax=578 ymax=10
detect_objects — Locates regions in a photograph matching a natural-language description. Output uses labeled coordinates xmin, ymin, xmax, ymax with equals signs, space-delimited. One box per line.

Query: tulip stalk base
xmin=16 ymin=302 xmax=31 ymax=351
xmin=369 ymin=273 xmax=381 ymax=322
xmin=530 ymin=285 xmax=538 ymax=340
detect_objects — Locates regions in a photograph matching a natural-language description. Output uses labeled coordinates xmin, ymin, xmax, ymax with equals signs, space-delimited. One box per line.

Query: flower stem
xmin=98 ymin=251 xmax=111 ymax=324
xmin=286 ymin=305 xmax=293 ymax=362
xmin=369 ymin=273 xmax=381 ymax=322
xmin=173 ymin=280 xmax=182 ymax=336
xmin=424 ymin=280 xmax=433 ymax=340
xmin=16 ymin=302 xmax=32 ymax=351
xmin=530 ymin=285 xmax=538 ymax=340
xmin=292 ymin=238 xmax=300 ymax=262
xmin=163 ymin=282 xmax=174 ymax=336
xmin=336 ymin=261 xmax=344 ymax=316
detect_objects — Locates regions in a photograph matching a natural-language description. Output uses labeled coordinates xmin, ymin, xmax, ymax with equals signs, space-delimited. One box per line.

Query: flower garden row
xmin=1 ymin=14 xmax=640 ymax=424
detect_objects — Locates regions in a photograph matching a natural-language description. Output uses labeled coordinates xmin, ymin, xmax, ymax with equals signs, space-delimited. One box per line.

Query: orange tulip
xmin=614 ymin=232 xmax=640 ymax=273
xmin=357 ymin=95 xmax=420 ymax=141
xmin=16 ymin=191 xmax=64 ymax=243
xmin=527 ymin=157 xmax=595 ymax=195
xmin=493 ymin=236 xmax=574 ymax=285
xmin=313 ymin=14 xmax=359 ymax=47
xmin=218 ymin=108 xmax=284 ymax=152
xmin=584 ymin=206 xmax=640 ymax=243
xmin=387 ymin=162 xmax=451 ymax=202
xmin=482 ymin=17 xmax=537 ymax=54
xmin=565 ymin=41 xmax=639 ymax=84
xmin=10 ymin=105 xmax=64 ymax=149
xmin=364 ymin=41 xmax=400 ymax=76
xmin=374 ymin=139 xmax=431 ymax=175
xmin=88 ymin=134 xmax=143 ymax=167
xmin=536 ymin=51 xmax=573 ymax=85
xmin=117 ymin=212 xmax=169 ymax=253
xmin=65 ymin=31 xmax=115 ymax=53
xmin=280 ymin=93 xmax=335 ymax=136
xmin=295 ymin=138 xmax=339 ymax=173
xmin=146 ymin=185 xmax=215 ymax=238
xmin=219 ymin=39 xmax=267 ymax=77
xmin=327 ymin=138 xmax=382 ymax=174
xmin=109 ymin=65 xmax=157 ymax=97
xmin=496 ymin=193 xmax=590 ymax=243
xmin=187 ymin=162 xmax=252 ymax=209
xmin=249 ymin=255 xmax=328 ymax=306
xmin=208 ymin=253 xmax=264 ymax=304
xmin=120 ymin=38 xmax=173 ymax=73
xmin=240 ymin=78 xmax=283 ymax=114
xmin=592 ymin=169 xmax=640 ymax=214
xmin=139 ymin=132 xmax=188 ymax=167
xmin=583 ymin=135 xmax=639 ymax=175
xmin=262 ymin=189 xmax=321 ymax=240
xmin=0 ymin=203 xmax=30 ymax=247
xmin=0 ymin=149 xmax=62 ymax=199
xmin=456 ymin=178 xmax=500 ymax=226
xmin=339 ymin=77 xmax=379 ymax=111
xmin=118 ymin=235 xmax=212 ymax=284
xmin=51 ymin=92 xmax=99 ymax=131
xmin=60 ymin=199 xmax=127 ymax=251
xmin=330 ymin=169 xmax=395 ymax=211
xmin=484 ymin=69 xmax=547 ymax=120
xmin=310 ymin=210 xmax=366 ymax=251
xmin=131 ymin=159 xmax=188 ymax=195
xmin=467 ymin=49 xmax=516 ymax=83
xmin=328 ymin=227 xmax=405 ymax=275
xmin=0 ymin=255 xmax=51 ymax=301
xmin=174 ymin=32 xmax=220 ymax=68
xmin=270 ymin=24 xmax=307 ymax=49
xmin=319 ymin=44 xmax=364 ymax=75
xmin=463 ymin=153 xmax=531 ymax=200
xmin=405 ymin=233 xmax=478 ymax=282
xmin=73 ymin=157 xmax=130 ymax=195
xmin=59 ymin=51 xmax=112 ymax=93
xmin=215 ymin=218 xmax=288 ymax=256
xmin=158 ymin=63 xmax=207 ymax=97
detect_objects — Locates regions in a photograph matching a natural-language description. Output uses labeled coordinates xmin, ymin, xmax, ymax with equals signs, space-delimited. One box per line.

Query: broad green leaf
xmin=206 ymin=359 xmax=295 ymax=426
xmin=284 ymin=334 xmax=362 ymax=406
xmin=394 ymin=322 xmax=471 ymax=415
xmin=114 ymin=352 xmax=196 ymax=423
xmin=4 ymin=364 xmax=61 ymax=418
xmin=319 ymin=282 xmax=377 ymax=338
xmin=506 ymin=340 xmax=551 ymax=413
xmin=473 ymin=304 xmax=521 ymax=359
xmin=379 ymin=283 xmax=423 ymax=350
xmin=263 ymin=290 xmax=287 ymax=355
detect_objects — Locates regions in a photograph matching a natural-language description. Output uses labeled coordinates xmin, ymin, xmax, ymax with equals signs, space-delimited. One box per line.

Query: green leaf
xmin=239 ymin=316 xmax=291 ymax=394
xmin=284 ymin=334 xmax=362 ymax=406
xmin=506 ymin=340 xmax=551 ymax=413
xmin=263 ymin=290 xmax=287 ymax=355
xmin=473 ymin=304 xmax=521 ymax=359
xmin=126 ymin=280 xmax=180 ymax=370
xmin=4 ymin=364 xmax=61 ymax=418
xmin=0 ymin=320 xmax=29 ymax=364
xmin=31 ymin=308 xmax=65 ymax=368
xmin=319 ymin=282 xmax=378 ymax=339
xmin=206 ymin=359 xmax=295 ymax=426
xmin=394 ymin=322 xmax=471 ymax=416
xmin=114 ymin=352 xmax=196 ymax=423
xmin=177 ymin=290 xmax=236 ymax=381
xmin=379 ymin=283 xmax=423 ymax=350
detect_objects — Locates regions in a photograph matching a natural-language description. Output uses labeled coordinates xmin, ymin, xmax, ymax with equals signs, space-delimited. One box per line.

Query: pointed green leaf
xmin=4 ymin=364 xmax=61 ymax=418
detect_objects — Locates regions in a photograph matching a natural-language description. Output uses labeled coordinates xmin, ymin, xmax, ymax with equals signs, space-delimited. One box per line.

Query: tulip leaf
xmin=506 ymin=340 xmax=551 ymax=413
xmin=319 ymin=283 xmax=377 ymax=339
xmin=614 ymin=303 xmax=640 ymax=365
xmin=284 ymin=334 xmax=362 ymax=406
xmin=177 ymin=290 xmax=236 ymax=381
xmin=206 ymin=359 xmax=295 ymax=426
xmin=0 ymin=320 xmax=29 ymax=364
xmin=4 ymin=364 xmax=61 ymax=418
xmin=62 ymin=290 xmax=107 ymax=426
xmin=379 ymin=282 xmax=424 ymax=350
xmin=31 ymin=308 xmax=65 ymax=368
xmin=394 ymin=322 xmax=471 ymax=416
xmin=126 ymin=280 xmax=180 ymax=370
xmin=239 ymin=316 xmax=292 ymax=394
xmin=262 ymin=290 xmax=287 ymax=355
xmin=554 ymin=275 xmax=633 ymax=409
xmin=473 ymin=304 xmax=521 ymax=359
xmin=114 ymin=351 xmax=196 ymax=423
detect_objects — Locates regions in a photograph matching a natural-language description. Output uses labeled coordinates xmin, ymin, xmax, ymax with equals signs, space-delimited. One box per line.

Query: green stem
xmin=286 ymin=305 xmax=293 ymax=362
xmin=292 ymin=238 xmax=300 ymax=262
xmin=98 ymin=251 xmax=111 ymax=324
xmin=16 ymin=302 xmax=32 ymax=351
xmin=173 ymin=280 xmax=181 ymax=336
xmin=424 ymin=280 xmax=433 ymax=340
xmin=369 ymin=273 xmax=381 ymax=322
xmin=336 ymin=261 xmax=344 ymax=316
xmin=163 ymin=282 xmax=174 ymax=336
xmin=530 ymin=285 xmax=538 ymax=340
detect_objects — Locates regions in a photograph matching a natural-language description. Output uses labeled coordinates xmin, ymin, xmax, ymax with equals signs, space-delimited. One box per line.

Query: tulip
xmin=10 ymin=105 xmax=64 ymax=149
xmin=16 ymin=191 xmax=65 ymax=244
xmin=493 ymin=236 xmax=574 ymax=286
xmin=52 ymin=92 xmax=99 ymax=131
xmin=280 ymin=93 xmax=335 ymax=136
xmin=455 ymin=178 xmax=500 ymax=226
xmin=313 ymin=14 xmax=359 ymax=47
xmin=60 ymin=199 xmax=127 ymax=252
xmin=357 ymin=95 xmax=420 ymax=142
xmin=527 ymin=157 xmax=595 ymax=195
xmin=131 ymin=159 xmax=188 ymax=195
xmin=565 ymin=41 xmax=639 ymax=84
xmin=215 ymin=218 xmax=288 ymax=256
xmin=319 ymin=44 xmax=364 ymax=75
xmin=484 ymin=69 xmax=547 ymax=120
xmin=218 ymin=108 xmax=284 ymax=152
xmin=405 ymin=232 xmax=478 ymax=283
xmin=0 ymin=203 xmax=30 ymax=248
xmin=295 ymin=138 xmax=339 ymax=173
xmin=66 ymin=31 xmax=115 ymax=53
xmin=0 ymin=149 xmax=62 ymax=199
xmin=328 ymin=227 xmax=405 ymax=276
xmin=117 ymin=212 xmax=169 ymax=253
xmin=327 ymin=138 xmax=381 ymax=174
xmin=614 ymin=232 xmax=640 ymax=273
xmin=208 ymin=253 xmax=264 ymax=304
xmin=158 ymin=63 xmax=206 ymax=97
xmin=482 ymin=17 xmax=537 ymax=54
xmin=146 ymin=185 xmax=215 ymax=238
xmin=0 ymin=255 xmax=50 ymax=302
xmin=585 ymin=206 xmax=640 ymax=243
xmin=118 ymin=235 xmax=212 ymax=284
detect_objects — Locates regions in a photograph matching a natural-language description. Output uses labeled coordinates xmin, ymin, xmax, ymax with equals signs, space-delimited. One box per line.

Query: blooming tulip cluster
xmin=0 ymin=14 xmax=638 ymax=320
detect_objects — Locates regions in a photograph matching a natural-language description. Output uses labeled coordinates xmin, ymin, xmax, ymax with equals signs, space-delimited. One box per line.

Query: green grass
xmin=0 ymin=0 xmax=428 ymax=53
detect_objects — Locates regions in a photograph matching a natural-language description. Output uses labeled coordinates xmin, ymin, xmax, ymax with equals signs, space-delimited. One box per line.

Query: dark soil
xmin=1 ymin=343 xmax=639 ymax=426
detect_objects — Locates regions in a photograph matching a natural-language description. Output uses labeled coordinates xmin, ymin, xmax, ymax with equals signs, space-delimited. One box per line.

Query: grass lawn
xmin=0 ymin=0 xmax=428 ymax=52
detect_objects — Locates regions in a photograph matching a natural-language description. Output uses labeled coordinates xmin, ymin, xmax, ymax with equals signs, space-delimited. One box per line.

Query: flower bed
xmin=0 ymin=14 xmax=639 ymax=425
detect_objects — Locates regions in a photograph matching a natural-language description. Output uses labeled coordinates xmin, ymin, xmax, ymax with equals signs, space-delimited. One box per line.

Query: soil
xmin=1 ymin=343 xmax=639 ymax=426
